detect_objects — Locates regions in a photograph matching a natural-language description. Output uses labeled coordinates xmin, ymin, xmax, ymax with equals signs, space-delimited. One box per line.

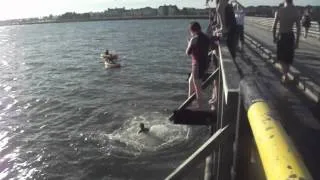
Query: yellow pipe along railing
xmin=247 ymin=101 xmax=313 ymax=180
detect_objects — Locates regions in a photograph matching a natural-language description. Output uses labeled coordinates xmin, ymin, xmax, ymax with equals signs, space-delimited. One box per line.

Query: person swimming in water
xmin=138 ymin=123 xmax=149 ymax=134
xmin=103 ymin=49 xmax=118 ymax=64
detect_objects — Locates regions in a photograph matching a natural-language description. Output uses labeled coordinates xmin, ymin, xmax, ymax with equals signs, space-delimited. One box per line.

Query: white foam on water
xmin=102 ymin=112 xmax=190 ymax=156
xmin=1 ymin=60 xmax=9 ymax=66
xmin=4 ymin=85 xmax=12 ymax=92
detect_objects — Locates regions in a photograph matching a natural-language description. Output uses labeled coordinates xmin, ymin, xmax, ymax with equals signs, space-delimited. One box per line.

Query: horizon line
xmin=1 ymin=3 xmax=319 ymax=21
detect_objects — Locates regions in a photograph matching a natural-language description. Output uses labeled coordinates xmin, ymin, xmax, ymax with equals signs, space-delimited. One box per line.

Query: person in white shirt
xmin=232 ymin=1 xmax=245 ymax=51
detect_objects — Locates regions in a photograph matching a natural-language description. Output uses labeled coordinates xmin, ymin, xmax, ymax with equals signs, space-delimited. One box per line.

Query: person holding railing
xmin=272 ymin=0 xmax=301 ymax=83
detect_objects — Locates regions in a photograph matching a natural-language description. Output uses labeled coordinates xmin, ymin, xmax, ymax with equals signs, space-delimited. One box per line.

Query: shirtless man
xmin=272 ymin=0 xmax=301 ymax=83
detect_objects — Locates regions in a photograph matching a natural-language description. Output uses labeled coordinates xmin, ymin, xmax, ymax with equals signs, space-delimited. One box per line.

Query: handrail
xmin=165 ymin=125 xmax=230 ymax=180
xmin=246 ymin=16 xmax=320 ymax=36
xmin=241 ymin=78 xmax=313 ymax=180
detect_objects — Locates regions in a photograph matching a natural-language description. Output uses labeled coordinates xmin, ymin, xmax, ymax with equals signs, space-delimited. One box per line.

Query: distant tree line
xmin=246 ymin=5 xmax=320 ymax=19
xmin=1 ymin=5 xmax=320 ymax=26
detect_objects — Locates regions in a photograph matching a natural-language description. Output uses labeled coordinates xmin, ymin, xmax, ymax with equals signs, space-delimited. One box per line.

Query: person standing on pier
xmin=272 ymin=0 xmax=301 ymax=83
xmin=313 ymin=9 xmax=320 ymax=40
xmin=216 ymin=0 xmax=229 ymax=34
xmin=301 ymin=6 xmax=312 ymax=38
xmin=232 ymin=1 xmax=245 ymax=52
xmin=186 ymin=21 xmax=210 ymax=109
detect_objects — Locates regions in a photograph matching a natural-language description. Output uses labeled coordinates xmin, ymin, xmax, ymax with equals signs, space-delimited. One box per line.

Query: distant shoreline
xmin=0 ymin=15 xmax=208 ymax=26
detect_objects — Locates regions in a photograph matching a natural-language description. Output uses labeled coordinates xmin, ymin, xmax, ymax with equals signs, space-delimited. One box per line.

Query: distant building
xmin=140 ymin=7 xmax=157 ymax=16
xmin=168 ymin=5 xmax=179 ymax=15
xmin=158 ymin=6 xmax=169 ymax=16
xmin=182 ymin=8 xmax=197 ymax=15
xmin=195 ymin=8 xmax=209 ymax=16
xmin=105 ymin=8 xmax=125 ymax=17
xmin=246 ymin=6 xmax=273 ymax=17
xmin=124 ymin=9 xmax=133 ymax=16
xmin=125 ymin=7 xmax=157 ymax=16
xmin=89 ymin=12 xmax=104 ymax=19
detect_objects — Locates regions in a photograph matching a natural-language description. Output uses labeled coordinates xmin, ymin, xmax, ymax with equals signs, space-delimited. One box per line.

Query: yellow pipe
xmin=247 ymin=101 xmax=313 ymax=180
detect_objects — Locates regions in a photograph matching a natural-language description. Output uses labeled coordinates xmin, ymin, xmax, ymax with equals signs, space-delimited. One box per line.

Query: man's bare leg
xmin=280 ymin=62 xmax=289 ymax=82
xmin=192 ymin=76 xmax=203 ymax=109
xmin=188 ymin=75 xmax=195 ymax=97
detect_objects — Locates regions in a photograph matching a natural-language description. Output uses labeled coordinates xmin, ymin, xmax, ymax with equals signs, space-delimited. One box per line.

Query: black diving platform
xmin=168 ymin=69 xmax=219 ymax=126
xmin=170 ymin=109 xmax=217 ymax=125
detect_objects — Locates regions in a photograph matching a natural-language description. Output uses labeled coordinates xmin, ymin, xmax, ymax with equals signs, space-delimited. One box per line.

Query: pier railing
xmin=166 ymin=41 xmax=313 ymax=180
xmin=246 ymin=16 xmax=320 ymax=39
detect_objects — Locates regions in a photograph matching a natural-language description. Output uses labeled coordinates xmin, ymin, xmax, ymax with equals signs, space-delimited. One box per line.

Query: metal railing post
xmin=214 ymin=50 xmax=224 ymax=180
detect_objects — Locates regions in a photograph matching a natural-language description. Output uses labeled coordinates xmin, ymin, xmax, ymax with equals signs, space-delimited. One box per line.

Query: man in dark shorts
xmin=272 ymin=0 xmax=300 ymax=83
xmin=186 ymin=21 xmax=210 ymax=109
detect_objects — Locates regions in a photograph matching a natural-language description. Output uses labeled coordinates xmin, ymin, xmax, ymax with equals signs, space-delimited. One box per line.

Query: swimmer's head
xmin=105 ymin=50 xmax=109 ymax=54
xmin=140 ymin=123 xmax=145 ymax=130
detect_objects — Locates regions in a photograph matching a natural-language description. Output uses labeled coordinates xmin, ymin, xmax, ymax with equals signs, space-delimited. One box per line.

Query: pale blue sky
xmin=0 ymin=0 xmax=319 ymax=20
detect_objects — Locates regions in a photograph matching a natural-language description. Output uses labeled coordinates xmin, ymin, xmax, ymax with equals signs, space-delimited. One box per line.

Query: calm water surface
xmin=0 ymin=19 xmax=210 ymax=180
